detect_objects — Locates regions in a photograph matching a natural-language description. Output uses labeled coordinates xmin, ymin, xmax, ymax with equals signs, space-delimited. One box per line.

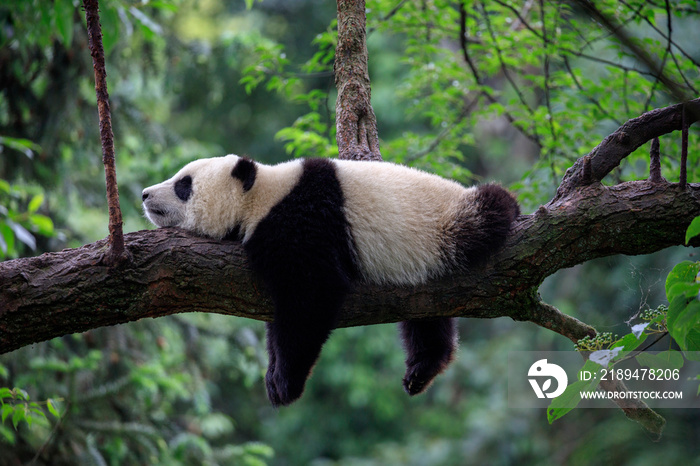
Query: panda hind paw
xmin=402 ymin=361 xmax=440 ymax=396
xmin=265 ymin=367 xmax=306 ymax=407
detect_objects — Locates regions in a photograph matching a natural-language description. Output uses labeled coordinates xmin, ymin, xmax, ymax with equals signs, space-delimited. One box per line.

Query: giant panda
xmin=142 ymin=154 xmax=519 ymax=406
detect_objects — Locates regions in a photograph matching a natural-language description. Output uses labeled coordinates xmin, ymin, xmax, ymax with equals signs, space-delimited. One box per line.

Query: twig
xmin=459 ymin=2 xmax=481 ymax=84
xmin=598 ymin=377 xmax=666 ymax=439
xmin=649 ymin=137 xmax=663 ymax=183
xmin=563 ymin=57 xmax=622 ymax=125
xmin=619 ymin=0 xmax=700 ymax=68
xmin=538 ymin=0 xmax=556 ymax=143
xmin=459 ymin=2 xmax=542 ymax=148
xmin=83 ymin=0 xmax=126 ymax=264
xmin=523 ymin=295 xmax=666 ymax=436
xmin=572 ymin=0 xmax=691 ymax=104
xmin=493 ymin=0 xmax=691 ymax=86
xmin=481 ymin=2 xmax=534 ymax=116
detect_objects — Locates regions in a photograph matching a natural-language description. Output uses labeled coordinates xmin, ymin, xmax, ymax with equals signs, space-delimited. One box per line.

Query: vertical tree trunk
xmin=335 ymin=0 xmax=382 ymax=161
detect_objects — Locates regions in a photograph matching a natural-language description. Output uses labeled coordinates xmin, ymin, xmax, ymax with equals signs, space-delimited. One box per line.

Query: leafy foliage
xmin=550 ymin=218 xmax=700 ymax=421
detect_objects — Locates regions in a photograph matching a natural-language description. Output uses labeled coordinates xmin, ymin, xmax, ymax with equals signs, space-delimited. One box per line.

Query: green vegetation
xmin=1 ymin=0 xmax=700 ymax=464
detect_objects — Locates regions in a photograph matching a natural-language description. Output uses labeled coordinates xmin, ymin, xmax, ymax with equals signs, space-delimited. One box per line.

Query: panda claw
xmin=402 ymin=365 xmax=434 ymax=396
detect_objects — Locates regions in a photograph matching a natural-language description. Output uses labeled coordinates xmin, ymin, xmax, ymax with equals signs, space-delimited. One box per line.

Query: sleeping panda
xmin=142 ymin=155 xmax=519 ymax=406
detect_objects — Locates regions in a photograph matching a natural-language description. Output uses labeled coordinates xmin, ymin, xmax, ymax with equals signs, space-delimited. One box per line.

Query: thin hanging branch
xmin=649 ymin=137 xmax=663 ymax=183
xmin=83 ymin=0 xmax=126 ymax=264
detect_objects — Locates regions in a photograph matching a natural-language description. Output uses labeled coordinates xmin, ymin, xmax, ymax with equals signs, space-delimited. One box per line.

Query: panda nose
xmin=142 ymin=191 xmax=149 ymax=201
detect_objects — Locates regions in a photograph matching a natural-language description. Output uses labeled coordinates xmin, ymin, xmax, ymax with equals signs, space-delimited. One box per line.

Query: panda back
xmin=334 ymin=160 xmax=472 ymax=285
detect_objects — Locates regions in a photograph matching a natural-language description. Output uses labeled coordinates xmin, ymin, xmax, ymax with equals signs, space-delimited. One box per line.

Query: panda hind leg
xmin=399 ymin=318 xmax=457 ymax=395
xmin=264 ymin=322 xmax=282 ymax=407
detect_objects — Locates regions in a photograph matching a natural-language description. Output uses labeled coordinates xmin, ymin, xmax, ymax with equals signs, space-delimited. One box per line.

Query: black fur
xmin=174 ymin=175 xmax=192 ymax=202
xmin=399 ymin=318 xmax=457 ymax=395
xmin=239 ymin=160 xmax=517 ymax=406
xmin=222 ymin=224 xmax=242 ymax=242
xmin=452 ymin=183 xmax=519 ymax=269
xmin=243 ymin=158 xmax=359 ymax=406
xmin=231 ymin=157 xmax=257 ymax=192
xmin=400 ymin=184 xmax=518 ymax=396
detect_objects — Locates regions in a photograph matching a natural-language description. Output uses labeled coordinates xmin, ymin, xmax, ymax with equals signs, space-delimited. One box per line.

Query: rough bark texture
xmin=84 ymin=0 xmax=125 ymax=264
xmin=556 ymin=98 xmax=700 ymax=197
xmin=335 ymin=0 xmax=382 ymax=161
xmin=2 ymin=179 xmax=698 ymax=355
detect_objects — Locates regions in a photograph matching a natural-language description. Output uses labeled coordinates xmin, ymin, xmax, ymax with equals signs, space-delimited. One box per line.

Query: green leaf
xmin=686 ymin=216 xmax=700 ymax=244
xmin=0 ymin=136 xmax=41 ymax=159
xmin=1 ymin=405 xmax=12 ymax=424
xmin=0 ymin=223 xmax=14 ymax=257
xmin=0 ymin=388 xmax=11 ymax=402
xmin=99 ymin=5 xmax=121 ymax=55
xmin=666 ymin=261 xmax=700 ymax=300
xmin=29 ymin=403 xmax=46 ymax=420
xmin=5 ymin=220 xmax=35 ymax=250
xmin=243 ymin=442 xmax=274 ymax=458
xmin=547 ymin=380 xmax=590 ymax=423
xmin=611 ymin=332 xmax=647 ymax=352
xmin=683 ymin=329 xmax=700 ymax=352
xmin=668 ymin=299 xmax=700 ymax=351
xmin=0 ymin=424 xmax=15 ymax=445
xmin=547 ymin=359 xmax=600 ymax=423
xmin=12 ymin=388 xmax=28 ymax=402
xmin=27 ymin=194 xmax=44 ymax=214
xmin=29 ymin=215 xmax=54 ymax=236
xmin=668 ymin=282 xmax=700 ymax=300
xmin=47 ymin=399 xmax=60 ymax=418
xmin=11 ymin=406 xmax=25 ymax=430
xmin=636 ymin=350 xmax=684 ymax=370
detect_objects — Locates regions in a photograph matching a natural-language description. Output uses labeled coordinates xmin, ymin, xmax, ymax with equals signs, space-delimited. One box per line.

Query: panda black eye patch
xmin=174 ymin=175 xmax=193 ymax=202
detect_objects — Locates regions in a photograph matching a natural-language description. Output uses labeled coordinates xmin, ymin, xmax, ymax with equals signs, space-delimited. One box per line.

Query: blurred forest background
xmin=1 ymin=0 xmax=700 ymax=464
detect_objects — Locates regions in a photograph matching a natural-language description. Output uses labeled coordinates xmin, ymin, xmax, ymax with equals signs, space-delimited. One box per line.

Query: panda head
xmin=142 ymin=154 xmax=257 ymax=239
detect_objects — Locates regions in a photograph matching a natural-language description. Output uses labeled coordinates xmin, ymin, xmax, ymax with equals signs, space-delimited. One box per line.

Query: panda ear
xmin=231 ymin=157 xmax=257 ymax=192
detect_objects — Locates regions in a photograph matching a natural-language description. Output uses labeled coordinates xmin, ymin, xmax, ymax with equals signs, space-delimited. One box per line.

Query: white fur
xmin=142 ymin=155 xmax=302 ymax=240
xmin=143 ymin=155 xmax=479 ymax=286
xmin=333 ymin=160 xmax=476 ymax=285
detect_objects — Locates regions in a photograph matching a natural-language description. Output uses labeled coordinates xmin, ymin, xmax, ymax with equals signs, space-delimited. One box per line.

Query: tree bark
xmin=84 ymin=0 xmax=126 ymax=264
xmin=556 ymin=98 xmax=700 ymax=197
xmin=335 ymin=0 xmax=382 ymax=161
xmin=2 ymin=177 xmax=698 ymax=354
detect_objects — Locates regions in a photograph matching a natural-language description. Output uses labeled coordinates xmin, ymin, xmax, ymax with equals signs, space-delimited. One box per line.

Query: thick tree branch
xmin=2 ymin=180 xmax=698 ymax=355
xmin=598 ymin=377 xmax=666 ymax=441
